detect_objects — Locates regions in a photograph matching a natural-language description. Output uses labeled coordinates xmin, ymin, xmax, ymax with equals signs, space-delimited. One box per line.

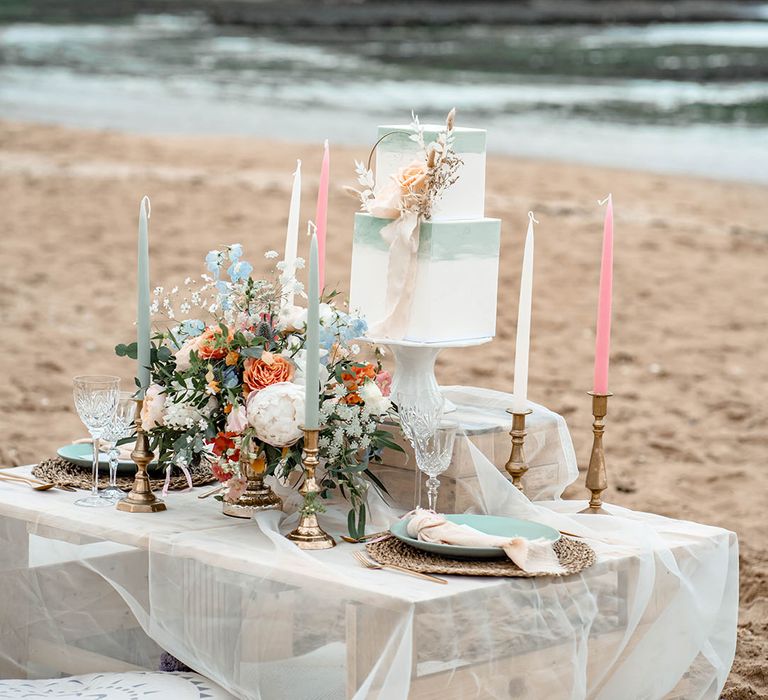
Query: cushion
xmin=0 ymin=671 xmax=237 ymax=699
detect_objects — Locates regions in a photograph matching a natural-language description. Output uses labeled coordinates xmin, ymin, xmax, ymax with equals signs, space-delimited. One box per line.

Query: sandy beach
xmin=0 ymin=120 xmax=765 ymax=697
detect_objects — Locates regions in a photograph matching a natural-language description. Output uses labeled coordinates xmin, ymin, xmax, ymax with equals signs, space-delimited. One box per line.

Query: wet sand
xmin=0 ymin=120 xmax=765 ymax=697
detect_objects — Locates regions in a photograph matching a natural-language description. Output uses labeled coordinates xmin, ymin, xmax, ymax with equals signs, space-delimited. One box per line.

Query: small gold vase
xmin=222 ymin=454 xmax=283 ymax=519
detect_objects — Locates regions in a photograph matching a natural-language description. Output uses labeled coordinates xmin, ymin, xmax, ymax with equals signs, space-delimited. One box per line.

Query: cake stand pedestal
xmin=363 ymin=336 xmax=492 ymax=413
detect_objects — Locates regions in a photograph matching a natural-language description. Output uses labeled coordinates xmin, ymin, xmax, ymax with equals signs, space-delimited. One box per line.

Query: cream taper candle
xmin=512 ymin=212 xmax=536 ymax=413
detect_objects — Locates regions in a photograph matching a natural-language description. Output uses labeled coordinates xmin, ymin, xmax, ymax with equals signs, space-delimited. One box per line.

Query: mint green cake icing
xmin=376 ymin=126 xmax=486 ymax=155
xmin=354 ymin=213 xmax=500 ymax=261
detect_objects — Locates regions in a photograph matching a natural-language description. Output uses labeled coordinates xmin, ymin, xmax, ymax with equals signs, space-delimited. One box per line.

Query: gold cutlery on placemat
xmin=353 ymin=550 xmax=447 ymax=584
xmin=0 ymin=472 xmax=73 ymax=492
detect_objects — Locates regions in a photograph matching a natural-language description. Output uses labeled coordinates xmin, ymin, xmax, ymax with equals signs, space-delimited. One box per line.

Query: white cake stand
xmin=362 ymin=336 xmax=492 ymax=412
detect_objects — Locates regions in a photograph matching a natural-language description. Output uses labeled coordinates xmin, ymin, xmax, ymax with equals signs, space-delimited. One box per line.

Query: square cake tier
xmin=375 ymin=125 xmax=487 ymax=221
xmin=350 ymin=213 xmax=501 ymax=343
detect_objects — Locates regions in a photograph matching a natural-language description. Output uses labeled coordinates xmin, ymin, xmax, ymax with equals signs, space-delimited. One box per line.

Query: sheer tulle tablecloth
xmin=0 ymin=455 xmax=736 ymax=699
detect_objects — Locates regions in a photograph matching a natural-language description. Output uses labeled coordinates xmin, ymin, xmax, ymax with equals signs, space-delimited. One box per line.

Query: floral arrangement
xmin=348 ymin=109 xmax=462 ymax=221
xmin=116 ymin=245 xmax=400 ymax=537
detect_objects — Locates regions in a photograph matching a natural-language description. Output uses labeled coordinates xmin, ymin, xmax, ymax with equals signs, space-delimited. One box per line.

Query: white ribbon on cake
xmin=369 ymin=211 xmax=420 ymax=338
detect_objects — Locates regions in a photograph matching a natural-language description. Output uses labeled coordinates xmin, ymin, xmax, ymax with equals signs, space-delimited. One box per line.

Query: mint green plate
xmin=390 ymin=513 xmax=560 ymax=560
xmin=57 ymin=443 xmax=159 ymax=476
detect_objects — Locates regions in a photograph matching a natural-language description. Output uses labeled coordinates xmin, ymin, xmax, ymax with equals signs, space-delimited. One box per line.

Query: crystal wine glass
xmin=99 ymin=391 xmax=136 ymax=501
xmin=72 ymin=375 xmax=120 ymax=507
xmin=412 ymin=419 xmax=458 ymax=512
xmin=395 ymin=388 xmax=445 ymax=508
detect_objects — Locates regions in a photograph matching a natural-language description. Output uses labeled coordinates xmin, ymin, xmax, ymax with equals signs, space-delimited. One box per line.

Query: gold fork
xmin=353 ymin=550 xmax=447 ymax=585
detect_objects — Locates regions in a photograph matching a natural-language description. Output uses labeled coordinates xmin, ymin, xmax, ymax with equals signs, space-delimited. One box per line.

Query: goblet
xmin=394 ymin=388 xmax=445 ymax=509
xmin=413 ymin=419 xmax=458 ymax=512
xmin=99 ymin=391 xmax=136 ymax=501
xmin=72 ymin=375 xmax=120 ymax=507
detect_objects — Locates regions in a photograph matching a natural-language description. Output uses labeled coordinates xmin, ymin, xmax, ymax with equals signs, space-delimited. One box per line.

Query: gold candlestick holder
xmin=579 ymin=391 xmax=613 ymax=515
xmin=116 ymin=398 xmax=166 ymax=513
xmin=286 ymin=426 xmax=335 ymax=550
xmin=504 ymin=408 xmax=532 ymax=491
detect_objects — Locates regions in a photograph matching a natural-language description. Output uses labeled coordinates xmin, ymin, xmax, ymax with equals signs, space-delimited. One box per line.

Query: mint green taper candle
xmin=304 ymin=232 xmax=320 ymax=429
xmin=137 ymin=196 xmax=151 ymax=399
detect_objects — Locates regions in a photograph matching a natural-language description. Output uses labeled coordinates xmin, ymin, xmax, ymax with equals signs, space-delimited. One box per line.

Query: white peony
xmin=358 ymin=380 xmax=390 ymax=416
xmin=141 ymin=384 xmax=166 ymax=430
xmin=284 ymin=348 xmax=330 ymax=389
xmin=246 ymin=382 xmax=305 ymax=447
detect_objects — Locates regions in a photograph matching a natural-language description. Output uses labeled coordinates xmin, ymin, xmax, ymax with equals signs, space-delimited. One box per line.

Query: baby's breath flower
xmin=264 ymin=250 xmax=279 ymax=259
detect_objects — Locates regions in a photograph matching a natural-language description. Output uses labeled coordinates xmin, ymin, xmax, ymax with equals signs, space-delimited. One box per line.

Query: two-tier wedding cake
xmin=349 ymin=112 xmax=502 ymax=343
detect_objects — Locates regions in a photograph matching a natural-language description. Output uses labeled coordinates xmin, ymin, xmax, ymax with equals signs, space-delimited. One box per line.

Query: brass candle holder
xmin=504 ymin=408 xmax=532 ymax=491
xmin=116 ymin=398 xmax=166 ymax=513
xmin=286 ymin=426 xmax=335 ymax=550
xmin=579 ymin=391 xmax=613 ymax=515
xmin=223 ymin=452 xmax=283 ymax=519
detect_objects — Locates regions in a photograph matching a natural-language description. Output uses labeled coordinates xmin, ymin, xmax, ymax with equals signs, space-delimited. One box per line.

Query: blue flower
xmin=228 ymin=243 xmax=243 ymax=261
xmin=205 ymin=250 xmax=221 ymax=278
xmin=222 ymin=366 xmax=239 ymax=388
xmin=179 ymin=319 xmax=205 ymax=339
xmin=227 ymin=259 xmax=253 ymax=283
xmin=346 ymin=317 xmax=368 ymax=341
xmin=319 ymin=326 xmax=337 ymax=353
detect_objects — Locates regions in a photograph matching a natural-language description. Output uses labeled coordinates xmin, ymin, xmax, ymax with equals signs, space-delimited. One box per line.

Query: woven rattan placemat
xmin=33 ymin=457 xmax=216 ymax=492
xmin=366 ymin=535 xmax=595 ymax=578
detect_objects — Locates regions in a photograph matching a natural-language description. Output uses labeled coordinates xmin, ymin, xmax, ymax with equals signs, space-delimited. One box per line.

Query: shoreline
xmin=2 ymin=0 xmax=766 ymax=26
xmin=1 ymin=111 xmax=765 ymax=186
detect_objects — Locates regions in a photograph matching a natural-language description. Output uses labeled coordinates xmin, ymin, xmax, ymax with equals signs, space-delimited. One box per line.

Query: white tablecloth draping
xmin=376 ymin=386 xmax=581 ymax=510
xmin=0 ymin=458 xmax=737 ymax=700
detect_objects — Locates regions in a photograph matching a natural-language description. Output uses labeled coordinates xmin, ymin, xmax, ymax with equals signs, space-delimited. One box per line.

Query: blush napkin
xmin=406 ymin=509 xmax=565 ymax=575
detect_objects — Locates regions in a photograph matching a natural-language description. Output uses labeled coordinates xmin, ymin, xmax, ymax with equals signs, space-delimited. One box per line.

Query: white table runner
xmin=0 ymin=465 xmax=737 ymax=700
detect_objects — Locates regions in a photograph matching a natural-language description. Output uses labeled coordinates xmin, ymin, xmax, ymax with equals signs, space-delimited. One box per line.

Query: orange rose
xmin=243 ymin=353 xmax=294 ymax=392
xmin=396 ymin=161 xmax=429 ymax=197
xmin=197 ymin=327 xmax=231 ymax=360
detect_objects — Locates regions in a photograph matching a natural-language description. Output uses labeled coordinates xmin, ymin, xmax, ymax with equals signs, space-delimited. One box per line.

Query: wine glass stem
xmin=91 ymin=435 xmax=100 ymax=497
xmin=426 ymin=476 xmax=440 ymax=512
xmin=109 ymin=447 xmax=119 ymax=487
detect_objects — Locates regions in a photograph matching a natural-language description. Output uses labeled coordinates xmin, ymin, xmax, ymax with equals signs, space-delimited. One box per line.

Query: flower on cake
xmin=349 ymin=108 xmax=462 ymax=222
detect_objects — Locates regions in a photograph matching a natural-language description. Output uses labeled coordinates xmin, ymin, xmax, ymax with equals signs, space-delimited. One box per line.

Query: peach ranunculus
xmin=243 ymin=352 xmax=295 ymax=393
xmin=141 ymin=383 xmax=166 ymax=430
xmin=396 ymin=160 xmax=429 ymax=198
xmin=197 ymin=326 xmax=231 ymax=360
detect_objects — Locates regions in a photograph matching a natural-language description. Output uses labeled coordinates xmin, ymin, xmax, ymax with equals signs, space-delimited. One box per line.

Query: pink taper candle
xmin=593 ymin=194 xmax=614 ymax=395
xmin=314 ymin=139 xmax=329 ymax=292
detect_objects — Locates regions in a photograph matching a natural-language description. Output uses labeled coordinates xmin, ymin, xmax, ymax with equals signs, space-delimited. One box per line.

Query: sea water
xmin=0 ymin=12 xmax=766 ymax=182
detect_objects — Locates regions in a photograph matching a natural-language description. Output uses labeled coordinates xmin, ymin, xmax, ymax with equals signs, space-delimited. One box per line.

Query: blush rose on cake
xmin=116 ymin=244 xmax=400 ymax=535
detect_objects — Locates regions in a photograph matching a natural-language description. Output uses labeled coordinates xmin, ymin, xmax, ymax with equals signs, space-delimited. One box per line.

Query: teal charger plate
xmin=390 ymin=513 xmax=560 ymax=560
xmin=57 ymin=442 xmax=160 ymax=477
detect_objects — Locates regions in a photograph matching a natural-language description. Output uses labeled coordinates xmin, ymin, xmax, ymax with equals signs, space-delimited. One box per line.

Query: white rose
xmin=174 ymin=335 xmax=200 ymax=372
xmin=284 ymin=349 xmax=330 ymax=389
xmin=277 ymin=304 xmax=307 ymax=332
xmin=141 ymin=384 xmax=166 ymax=430
xmin=358 ymin=380 xmax=390 ymax=416
xmin=246 ymin=382 xmax=305 ymax=447
xmin=319 ymin=303 xmax=335 ymax=324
